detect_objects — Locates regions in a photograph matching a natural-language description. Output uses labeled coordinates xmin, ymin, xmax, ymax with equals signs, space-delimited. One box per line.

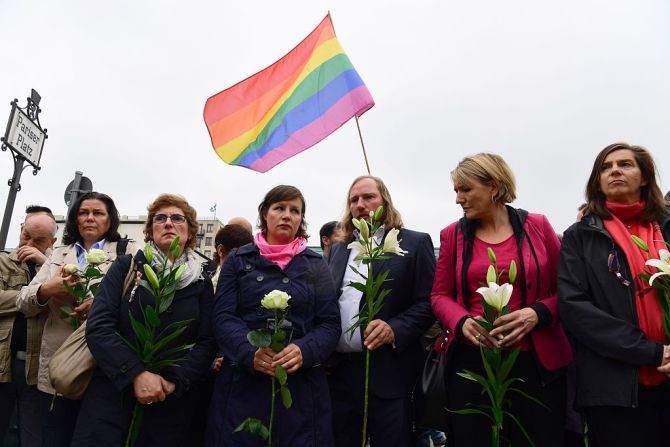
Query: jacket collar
xmin=235 ymin=242 xmax=320 ymax=259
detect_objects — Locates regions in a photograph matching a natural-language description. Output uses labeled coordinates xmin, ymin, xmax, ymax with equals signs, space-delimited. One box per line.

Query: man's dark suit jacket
xmin=327 ymin=227 xmax=436 ymax=399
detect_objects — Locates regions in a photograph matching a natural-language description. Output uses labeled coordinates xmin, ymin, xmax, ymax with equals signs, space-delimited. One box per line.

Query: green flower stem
xmin=267 ymin=309 xmax=280 ymax=447
xmin=360 ymin=260 xmax=375 ymax=447
xmin=269 ymin=376 xmax=275 ymax=447
xmin=361 ymin=348 xmax=370 ymax=447
xmin=125 ymin=402 xmax=142 ymax=447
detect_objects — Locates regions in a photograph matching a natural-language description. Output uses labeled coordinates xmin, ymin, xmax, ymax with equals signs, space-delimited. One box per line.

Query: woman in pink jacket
xmin=431 ymin=153 xmax=572 ymax=447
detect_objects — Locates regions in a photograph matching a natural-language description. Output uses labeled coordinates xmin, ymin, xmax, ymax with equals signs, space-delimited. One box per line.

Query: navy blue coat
xmin=72 ymin=252 xmax=216 ymax=446
xmin=206 ymin=244 xmax=341 ymax=447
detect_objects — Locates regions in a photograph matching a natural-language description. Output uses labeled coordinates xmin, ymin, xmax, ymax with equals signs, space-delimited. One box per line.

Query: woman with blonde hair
xmin=431 ymin=153 xmax=572 ymax=446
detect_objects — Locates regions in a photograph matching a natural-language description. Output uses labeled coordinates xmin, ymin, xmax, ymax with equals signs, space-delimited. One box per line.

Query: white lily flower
xmin=646 ymin=249 xmax=670 ymax=286
xmin=476 ymin=282 xmax=513 ymax=313
xmin=382 ymin=228 xmax=407 ymax=256
xmin=347 ymin=240 xmax=372 ymax=265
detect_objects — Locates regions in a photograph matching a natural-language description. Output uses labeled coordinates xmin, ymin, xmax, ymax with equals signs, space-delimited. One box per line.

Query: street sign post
xmin=0 ymin=89 xmax=48 ymax=250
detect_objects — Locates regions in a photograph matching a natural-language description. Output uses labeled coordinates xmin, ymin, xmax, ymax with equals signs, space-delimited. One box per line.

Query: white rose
xmin=85 ymin=249 xmax=106 ymax=266
xmin=261 ymin=290 xmax=291 ymax=311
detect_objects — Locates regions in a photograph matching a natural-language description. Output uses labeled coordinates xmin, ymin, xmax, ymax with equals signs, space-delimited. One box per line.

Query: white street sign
xmin=5 ymin=107 xmax=45 ymax=166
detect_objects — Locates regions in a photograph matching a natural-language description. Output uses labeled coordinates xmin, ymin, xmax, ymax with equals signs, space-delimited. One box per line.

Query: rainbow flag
xmin=203 ymin=14 xmax=375 ymax=173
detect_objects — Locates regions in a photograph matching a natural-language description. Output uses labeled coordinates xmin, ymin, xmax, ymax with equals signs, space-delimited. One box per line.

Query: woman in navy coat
xmin=206 ymin=185 xmax=341 ymax=447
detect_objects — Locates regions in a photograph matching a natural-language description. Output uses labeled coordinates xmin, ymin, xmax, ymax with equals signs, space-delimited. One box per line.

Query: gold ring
xmin=475 ymin=333 xmax=481 ymax=340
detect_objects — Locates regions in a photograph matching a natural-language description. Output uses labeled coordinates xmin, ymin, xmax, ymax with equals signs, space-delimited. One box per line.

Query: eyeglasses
xmin=153 ymin=213 xmax=187 ymax=224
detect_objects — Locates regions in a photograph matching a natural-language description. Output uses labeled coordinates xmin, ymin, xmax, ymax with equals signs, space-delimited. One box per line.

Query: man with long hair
xmin=326 ymin=175 xmax=436 ymax=446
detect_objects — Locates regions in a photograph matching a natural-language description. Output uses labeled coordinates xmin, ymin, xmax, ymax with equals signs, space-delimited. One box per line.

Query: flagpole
xmin=355 ymin=116 xmax=371 ymax=175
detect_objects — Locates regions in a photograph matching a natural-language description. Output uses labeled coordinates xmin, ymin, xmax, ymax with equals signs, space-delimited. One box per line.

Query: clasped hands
xmin=133 ymin=371 xmax=175 ymax=405
xmin=462 ymin=307 xmax=539 ymax=349
xmin=254 ymin=343 xmax=304 ymax=376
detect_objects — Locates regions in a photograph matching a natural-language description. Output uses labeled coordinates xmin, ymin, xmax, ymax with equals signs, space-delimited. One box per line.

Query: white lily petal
xmin=646 ymin=259 xmax=670 ymax=274
xmin=649 ymin=271 xmax=668 ymax=286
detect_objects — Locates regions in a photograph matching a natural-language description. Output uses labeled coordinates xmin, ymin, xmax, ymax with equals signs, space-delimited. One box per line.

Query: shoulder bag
xmin=49 ymin=255 xmax=135 ymax=400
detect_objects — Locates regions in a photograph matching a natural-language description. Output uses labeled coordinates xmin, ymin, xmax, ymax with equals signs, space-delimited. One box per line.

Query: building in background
xmin=53 ymin=215 xmax=225 ymax=260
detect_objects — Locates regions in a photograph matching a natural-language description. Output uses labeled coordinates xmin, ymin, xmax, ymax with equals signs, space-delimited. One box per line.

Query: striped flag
xmin=203 ymin=14 xmax=374 ymax=173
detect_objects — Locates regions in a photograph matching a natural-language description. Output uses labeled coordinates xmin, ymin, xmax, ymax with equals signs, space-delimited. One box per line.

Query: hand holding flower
xmin=254 ymin=348 xmax=278 ymax=376
xmin=132 ymin=371 xmax=167 ymax=405
xmin=72 ymin=297 xmax=93 ymax=320
xmin=272 ymin=344 xmax=303 ymax=373
xmin=363 ymin=319 xmax=395 ymax=350
xmin=462 ymin=317 xmax=498 ymax=348
xmin=490 ymin=307 xmax=539 ymax=347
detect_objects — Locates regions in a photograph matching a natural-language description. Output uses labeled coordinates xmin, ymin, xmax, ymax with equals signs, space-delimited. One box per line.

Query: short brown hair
xmin=144 ymin=194 xmax=198 ymax=249
xmin=585 ymin=142 xmax=666 ymax=222
xmin=450 ymin=153 xmax=517 ymax=204
xmin=257 ymin=185 xmax=309 ymax=240
xmin=340 ymin=176 xmax=403 ymax=241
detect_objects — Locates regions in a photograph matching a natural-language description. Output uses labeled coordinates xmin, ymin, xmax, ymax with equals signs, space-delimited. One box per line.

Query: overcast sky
xmin=1 ymin=0 xmax=669 ymax=248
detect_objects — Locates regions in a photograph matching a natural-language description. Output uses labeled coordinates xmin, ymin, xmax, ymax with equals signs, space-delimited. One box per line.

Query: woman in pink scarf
xmin=207 ymin=185 xmax=341 ymax=446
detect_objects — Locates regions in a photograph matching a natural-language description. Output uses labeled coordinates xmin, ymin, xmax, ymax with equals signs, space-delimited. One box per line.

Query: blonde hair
xmin=340 ymin=175 xmax=403 ymax=240
xmin=450 ymin=153 xmax=516 ymax=204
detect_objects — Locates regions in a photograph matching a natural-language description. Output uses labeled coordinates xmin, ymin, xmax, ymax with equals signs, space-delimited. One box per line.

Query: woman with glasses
xmin=558 ymin=143 xmax=670 ymax=446
xmin=17 ymin=192 xmax=135 ymax=447
xmin=71 ymin=194 xmax=216 ymax=446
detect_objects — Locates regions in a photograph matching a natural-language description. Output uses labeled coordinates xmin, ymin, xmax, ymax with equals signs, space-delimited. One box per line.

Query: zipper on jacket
xmin=585 ymin=220 xmax=640 ymax=407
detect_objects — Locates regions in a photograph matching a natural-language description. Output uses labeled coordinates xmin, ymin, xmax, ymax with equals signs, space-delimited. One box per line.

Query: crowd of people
xmin=1 ymin=141 xmax=670 ymax=447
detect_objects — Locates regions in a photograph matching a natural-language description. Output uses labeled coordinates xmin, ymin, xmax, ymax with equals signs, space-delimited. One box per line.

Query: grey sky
xmin=1 ymin=0 xmax=669 ymax=248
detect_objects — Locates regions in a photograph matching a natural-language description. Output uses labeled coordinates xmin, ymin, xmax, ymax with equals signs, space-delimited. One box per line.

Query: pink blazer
xmin=431 ymin=212 xmax=572 ymax=371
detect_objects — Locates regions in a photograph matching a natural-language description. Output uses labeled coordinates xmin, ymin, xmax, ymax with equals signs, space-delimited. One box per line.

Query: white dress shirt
xmin=336 ymin=227 xmax=384 ymax=352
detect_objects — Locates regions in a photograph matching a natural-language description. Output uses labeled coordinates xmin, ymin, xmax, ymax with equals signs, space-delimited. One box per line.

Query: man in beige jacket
xmin=0 ymin=209 xmax=57 ymax=447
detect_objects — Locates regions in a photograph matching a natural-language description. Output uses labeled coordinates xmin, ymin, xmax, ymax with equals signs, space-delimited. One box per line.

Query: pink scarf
xmin=254 ymin=232 xmax=307 ymax=270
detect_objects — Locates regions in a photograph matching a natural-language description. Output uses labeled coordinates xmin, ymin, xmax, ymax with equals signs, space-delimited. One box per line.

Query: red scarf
xmin=254 ymin=232 xmax=307 ymax=270
xmin=604 ymin=200 xmax=666 ymax=385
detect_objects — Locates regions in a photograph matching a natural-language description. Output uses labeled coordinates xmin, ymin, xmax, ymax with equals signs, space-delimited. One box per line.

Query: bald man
xmin=227 ymin=216 xmax=253 ymax=235
xmin=0 ymin=212 xmax=57 ymax=447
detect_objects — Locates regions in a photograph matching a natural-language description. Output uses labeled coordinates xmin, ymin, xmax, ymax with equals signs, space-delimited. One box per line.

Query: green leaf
xmin=348 ymin=265 xmax=367 ymax=280
xmin=233 ymin=417 xmax=270 ymax=440
xmin=145 ymin=306 xmax=161 ymax=328
xmin=247 ymin=329 xmax=271 ymax=348
xmin=448 ymin=408 xmax=494 ymax=422
xmin=275 ymin=364 xmax=288 ymax=385
xmin=149 ymin=325 xmax=191 ymax=357
xmin=505 ymin=410 xmax=536 ymax=447
xmin=128 ymin=311 xmax=150 ymax=342
xmin=280 ymin=385 xmax=292 ymax=409
xmin=84 ymin=268 xmax=104 ymax=279
xmin=346 ymin=281 xmax=367 ymax=294
xmin=59 ymin=306 xmax=74 ymax=319
xmin=509 ymin=387 xmax=549 ymax=410
xmin=498 ymin=347 xmax=521 ymax=382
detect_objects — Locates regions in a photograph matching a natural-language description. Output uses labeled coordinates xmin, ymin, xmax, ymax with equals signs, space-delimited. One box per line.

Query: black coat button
xmin=257 ymin=275 xmax=264 ymax=282
xmin=282 ymin=277 xmax=290 ymax=284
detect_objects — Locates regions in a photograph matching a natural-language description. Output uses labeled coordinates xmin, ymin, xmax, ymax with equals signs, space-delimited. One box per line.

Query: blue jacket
xmin=207 ymin=244 xmax=341 ymax=447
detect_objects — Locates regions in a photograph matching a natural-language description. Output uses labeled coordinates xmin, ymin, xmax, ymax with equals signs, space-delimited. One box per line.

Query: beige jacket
xmin=16 ymin=240 xmax=136 ymax=394
xmin=0 ymin=250 xmax=47 ymax=384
